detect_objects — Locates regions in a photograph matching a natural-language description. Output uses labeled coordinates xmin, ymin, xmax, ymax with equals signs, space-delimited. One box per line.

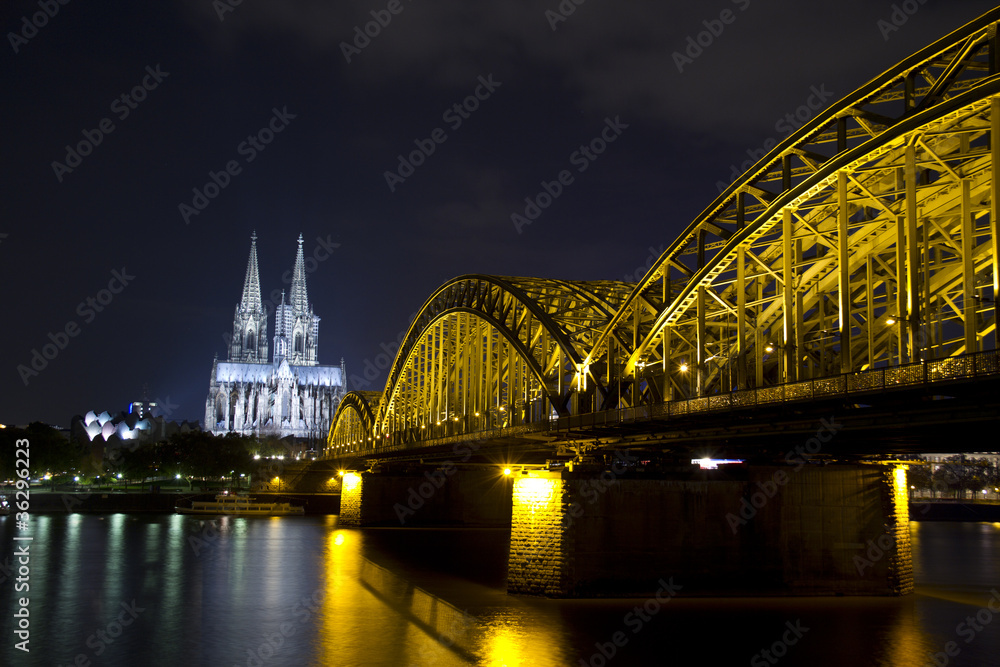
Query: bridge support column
xmin=507 ymin=463 xmax=912 ymax=598
xmin=337 ymin=467 xmax=513 ymax=527
xmin=337 ymin=472 xmax=366 ymax=526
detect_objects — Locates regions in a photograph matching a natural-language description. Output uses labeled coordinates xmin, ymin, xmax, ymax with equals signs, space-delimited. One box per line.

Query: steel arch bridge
xmin=327 ymin=9 xmax=1000 ymax=460
xmin=327 ymin=275 xmax=637 ymax=457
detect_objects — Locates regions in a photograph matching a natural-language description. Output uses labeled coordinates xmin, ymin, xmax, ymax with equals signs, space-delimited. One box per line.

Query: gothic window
xmin=295 ymin=332 xmax=304 ymax=354
xmin=246 ymin=330 xmax=256 ymax=352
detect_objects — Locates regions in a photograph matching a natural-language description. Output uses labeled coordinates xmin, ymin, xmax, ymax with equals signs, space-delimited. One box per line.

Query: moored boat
xmin=175 ymin=492 xmax=304 ymax=515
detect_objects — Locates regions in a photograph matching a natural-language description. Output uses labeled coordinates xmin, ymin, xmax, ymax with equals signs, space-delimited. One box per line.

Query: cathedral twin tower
xmin=205 ymin=233 xmax=345 ymax=439
xmin=229 ymin=231 xmax=320 ymax=366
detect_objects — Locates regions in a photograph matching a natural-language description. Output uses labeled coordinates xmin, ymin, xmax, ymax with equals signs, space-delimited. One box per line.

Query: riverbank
xmin=909 ymin=500 xmax=1000 ymax=521
xmin=16 ymin=491 xmax=341 ymax=515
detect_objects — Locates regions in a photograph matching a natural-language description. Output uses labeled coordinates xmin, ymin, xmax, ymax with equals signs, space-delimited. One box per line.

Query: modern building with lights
xmin=69 ymin=406 xmax=199 ymax=448
xmin=204 ymin=233 xmax=346 ymax=439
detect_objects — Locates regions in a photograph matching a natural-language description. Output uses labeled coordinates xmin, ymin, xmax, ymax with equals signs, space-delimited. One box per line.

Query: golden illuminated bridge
xmin=328 ymin=11 xmax=1000 ymax=467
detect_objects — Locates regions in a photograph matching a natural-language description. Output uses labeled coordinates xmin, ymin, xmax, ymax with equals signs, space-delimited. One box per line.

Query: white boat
xmin=175 ymin=493 xmax=304 ymax=516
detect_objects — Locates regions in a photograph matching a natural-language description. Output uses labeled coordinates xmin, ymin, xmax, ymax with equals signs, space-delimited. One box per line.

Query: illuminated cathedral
xmin=205 ymin=233 xmax=345 ymax=439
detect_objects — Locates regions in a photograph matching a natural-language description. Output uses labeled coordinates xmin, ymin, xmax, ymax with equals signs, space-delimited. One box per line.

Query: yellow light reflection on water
xmin=476 ymin=610 xmax=569 ymax=667
xmin=481 ymin=624 xmax=527 ymax=667
xmin=314 ymin=524 xmax=374 ymax=662
xmin=308 ymin=515 xmax=575 ymax=666
xmin=876 ymin=598 xmax=936 ymax=667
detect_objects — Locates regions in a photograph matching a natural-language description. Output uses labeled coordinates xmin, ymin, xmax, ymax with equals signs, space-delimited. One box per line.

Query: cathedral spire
xmin=289 ymin=233 xmax=309 ymax=315
xmin=240 ymin=230 xmax=263 ymax=313
xmin=229 ymin=231 xmax=269 ymax=362
xmin=273 ymin=234 xmax=320 ymax=366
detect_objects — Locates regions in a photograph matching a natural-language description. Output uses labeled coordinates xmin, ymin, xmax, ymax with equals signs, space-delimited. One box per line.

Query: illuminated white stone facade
xmin=205 ymin=233 xmax=345 ymax=439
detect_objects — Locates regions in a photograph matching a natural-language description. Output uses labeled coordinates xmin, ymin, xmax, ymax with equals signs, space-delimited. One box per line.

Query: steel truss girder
xmin=628 ymin=90 xmax=999 ymax=401
xmin=368 ymin=275 xmax=635 ymax=444
xmin=327 ymin=391 xmax=377 ymax=454
xmin=588 ymin=10 xmax=1000 ymax=405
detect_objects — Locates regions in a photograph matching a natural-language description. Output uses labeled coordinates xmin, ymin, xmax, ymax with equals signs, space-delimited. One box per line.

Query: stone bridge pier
xmin=339 ymin=463 xmax=912 ymax=598
xmin=337 ymin=466 xmax=513 ymax=527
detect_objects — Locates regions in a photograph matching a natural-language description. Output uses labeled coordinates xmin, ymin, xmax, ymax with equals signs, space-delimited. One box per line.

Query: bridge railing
xmin=365 ymin=422 xmax=551 ymax=458
xmin=553 ymin=348 xmax=1000 ymax=431
xmin=354 ymin=349 xmax=997 ymax=454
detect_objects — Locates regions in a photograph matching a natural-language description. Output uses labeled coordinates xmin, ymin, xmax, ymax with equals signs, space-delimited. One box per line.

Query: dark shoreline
xmin=908 ymin=500 xmax=1000 ymax=521
xmin=16 ymin=491 xmax=341 ymax=515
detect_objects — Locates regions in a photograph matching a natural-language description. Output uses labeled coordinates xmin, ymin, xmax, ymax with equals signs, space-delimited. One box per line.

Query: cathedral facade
xmin=205 ymin=233 xmax=345 ymax=440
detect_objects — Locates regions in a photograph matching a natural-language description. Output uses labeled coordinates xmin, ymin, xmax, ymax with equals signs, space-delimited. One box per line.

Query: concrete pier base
xmin=507 ymin=464 xmax=912 ymax=598
xmin=337 ymin=468 xmax=513 ymax=527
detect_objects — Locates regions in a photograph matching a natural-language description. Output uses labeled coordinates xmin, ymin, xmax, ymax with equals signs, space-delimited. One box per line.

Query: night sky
xmin=3 ymin=0 xmax=997 ymax=428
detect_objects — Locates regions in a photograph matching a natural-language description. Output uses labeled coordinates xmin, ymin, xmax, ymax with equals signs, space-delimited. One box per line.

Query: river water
xmin=1 ymin=514 xmax=998 ymax=666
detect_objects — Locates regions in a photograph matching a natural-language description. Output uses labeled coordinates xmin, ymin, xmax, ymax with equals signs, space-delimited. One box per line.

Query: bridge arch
xmin=326 ymin=391 xmax=377 ymax=458
xmin=587 ymin=9 xmax=1000 ymax=406
xmin=364 ymin=275 xmax=636 ymax=451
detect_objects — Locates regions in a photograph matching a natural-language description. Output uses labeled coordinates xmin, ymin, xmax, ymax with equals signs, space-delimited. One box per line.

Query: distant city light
xmin=692 ymin=458 xmax=744 ymax=470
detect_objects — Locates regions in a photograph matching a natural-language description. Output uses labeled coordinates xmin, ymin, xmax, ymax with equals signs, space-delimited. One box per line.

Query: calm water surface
xmin=1 ymin=515 xmax=999 ymax=666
